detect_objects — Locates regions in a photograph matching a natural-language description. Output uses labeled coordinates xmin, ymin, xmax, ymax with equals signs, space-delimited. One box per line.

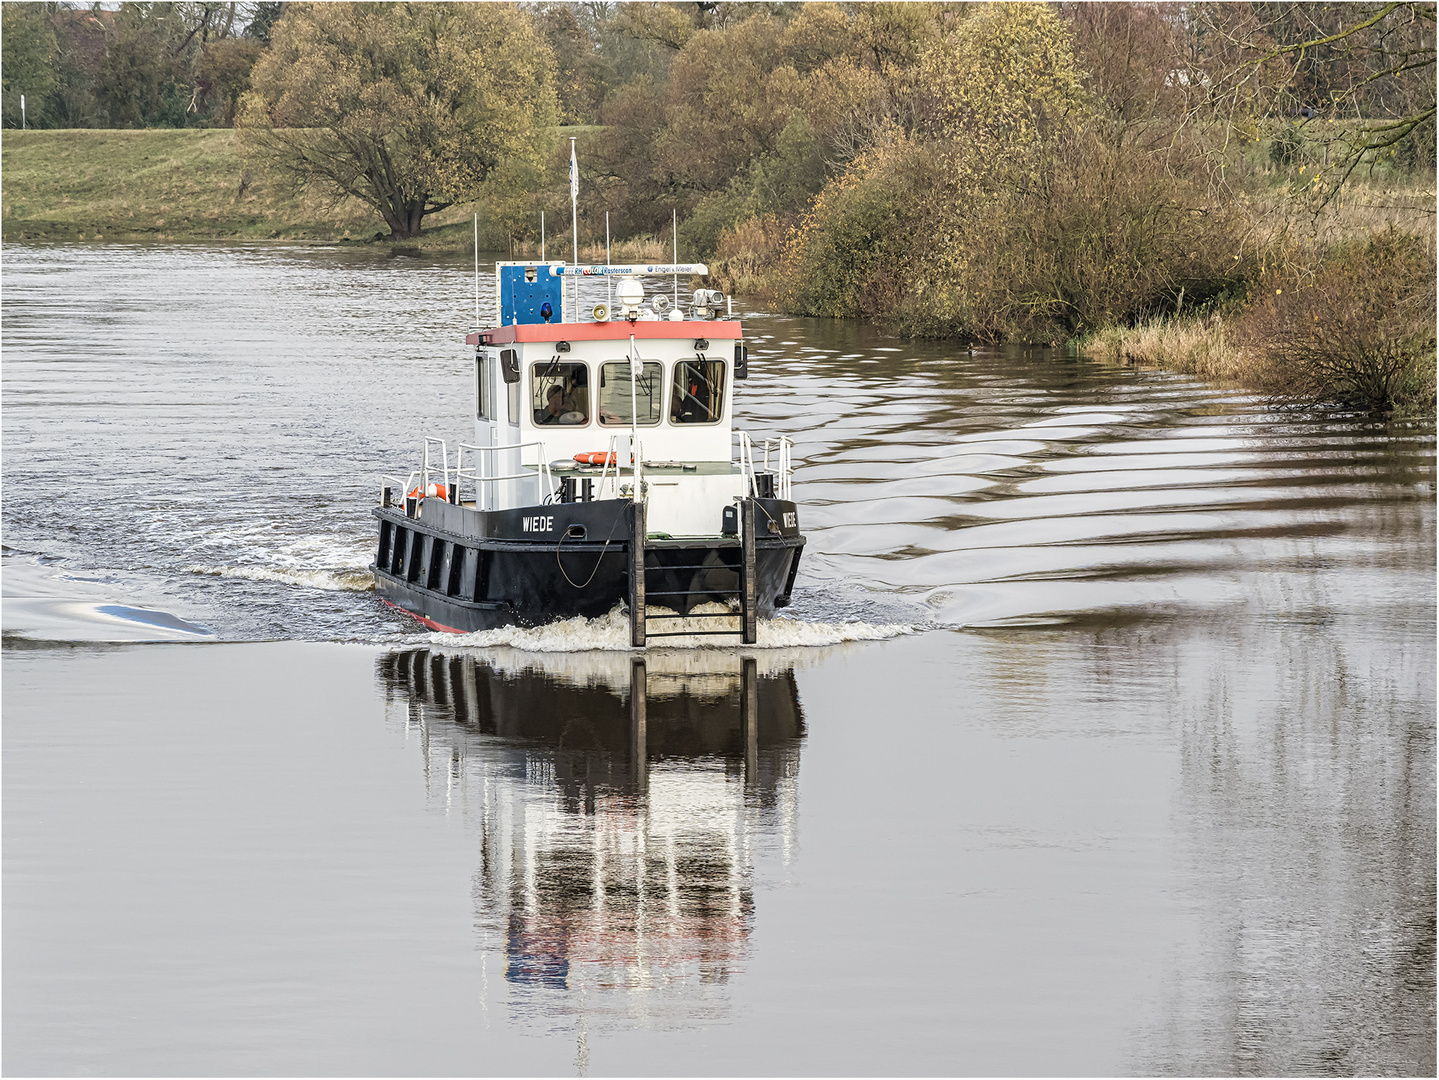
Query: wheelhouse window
xmin=531 ymin=360 xmax=589 ymax=426
xmin=475 ymin=352 xmax=491 ymax=419
xmin=670 ymin=359 xmax=726 ymax=424
xmin=598 ymin=361 xmax=664 ymax=426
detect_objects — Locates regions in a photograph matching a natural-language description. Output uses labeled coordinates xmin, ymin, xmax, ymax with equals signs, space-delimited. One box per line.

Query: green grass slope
xmin=3 ymin=129 xmax=393 ymax=242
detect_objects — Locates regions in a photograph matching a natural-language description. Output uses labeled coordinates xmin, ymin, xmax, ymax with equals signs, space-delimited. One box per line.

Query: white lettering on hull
xmin=521 ymin=516 xmax=555 ymax=533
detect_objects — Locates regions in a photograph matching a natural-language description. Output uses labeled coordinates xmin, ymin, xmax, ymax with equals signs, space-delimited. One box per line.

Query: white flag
xmin=569 ymin=142 xmax=579 ymax=205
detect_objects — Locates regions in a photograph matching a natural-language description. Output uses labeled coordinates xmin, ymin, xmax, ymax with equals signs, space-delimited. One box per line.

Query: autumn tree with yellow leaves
xmin=238 ymin=2 xmax=558 ymax=240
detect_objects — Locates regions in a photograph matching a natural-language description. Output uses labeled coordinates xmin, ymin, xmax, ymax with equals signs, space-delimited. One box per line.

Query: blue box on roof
xmin=497 ymin=262 xmax=565 ymax=326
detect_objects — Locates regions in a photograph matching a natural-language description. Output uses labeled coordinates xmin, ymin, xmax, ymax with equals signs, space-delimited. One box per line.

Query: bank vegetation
xmin=2 ymin=1 xmax=1434 ymax=414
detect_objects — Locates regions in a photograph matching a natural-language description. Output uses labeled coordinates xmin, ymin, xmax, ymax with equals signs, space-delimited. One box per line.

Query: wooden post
xmin=629 ymin=500 xmax=647 ymax=647
xmin=741 ymin=499 xmax=758 ymax=645
xmin=630 ymin=657 xmax=648 ymax=795
xmin=741 ymin=656 xmax=759 ymax=787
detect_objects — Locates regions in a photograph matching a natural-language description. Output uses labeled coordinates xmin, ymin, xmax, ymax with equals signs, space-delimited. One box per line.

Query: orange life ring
xmin=574 ymin=452 xmax=617 ymax=467
xmin=407 ymin=482 xmax=449 ymax=500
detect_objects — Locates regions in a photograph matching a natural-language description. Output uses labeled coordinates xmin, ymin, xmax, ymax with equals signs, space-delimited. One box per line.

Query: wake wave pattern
xmin=737 ymin=322 xmax=1436 ymax=631
xmin=425 ymin=607 xmax=914 ymax=652
xmin=186 ymin=564 xmax=375 ymax=592
xmin=5 ymin=248 xmax=1431 ymax=646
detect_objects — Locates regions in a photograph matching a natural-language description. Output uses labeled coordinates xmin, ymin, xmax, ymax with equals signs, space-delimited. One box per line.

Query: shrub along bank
xmin=706 ymin=3 xmax=1435 ymax=417
xmin=1087 ymin=231 xmax=1437 ymax=418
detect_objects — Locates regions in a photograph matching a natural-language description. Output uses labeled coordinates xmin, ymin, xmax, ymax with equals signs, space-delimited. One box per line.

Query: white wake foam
xmin=186 ymin=564 xmax=374 ymax=592
xmin=425 ymin=606 xmax=914 ymax=653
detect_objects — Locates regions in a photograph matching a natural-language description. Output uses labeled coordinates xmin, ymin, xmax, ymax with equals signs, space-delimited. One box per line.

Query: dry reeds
xmin=1087 ymin=315 xmax=1252 ymax=385
xmin=1091 ymin=229 xmax=1437 ymax=415
xmin=577 ymin=235 xmax=668 ymax=263
xmin=710 ymin=214 xmax=788 ymax=297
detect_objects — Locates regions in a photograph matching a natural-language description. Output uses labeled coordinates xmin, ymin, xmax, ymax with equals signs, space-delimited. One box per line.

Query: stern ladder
xmin=627 ymin=499 xmax=758 ymax=646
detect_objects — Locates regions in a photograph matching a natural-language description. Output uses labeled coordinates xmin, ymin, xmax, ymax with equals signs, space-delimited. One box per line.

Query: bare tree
xmin=1187 ymin=2 xmax=1436 ymax=206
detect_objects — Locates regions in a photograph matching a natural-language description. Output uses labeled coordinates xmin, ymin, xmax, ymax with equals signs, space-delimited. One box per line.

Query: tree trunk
xmin=379 ymin=196 xmax=429 ymax=240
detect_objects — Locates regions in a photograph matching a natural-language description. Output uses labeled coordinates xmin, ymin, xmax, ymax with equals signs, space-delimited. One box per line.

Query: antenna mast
xmin=570 ymin=137 xmax=580 ymax=323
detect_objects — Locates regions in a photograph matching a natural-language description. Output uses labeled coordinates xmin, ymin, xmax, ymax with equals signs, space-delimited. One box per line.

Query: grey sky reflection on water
xmin=376 ymin=648 xmax=806 ymax=1050
xmin=1132 ymin=612 xmax=1436 ymax=1077
xmin=3 ymin=610 xmax=1431 ymax=1074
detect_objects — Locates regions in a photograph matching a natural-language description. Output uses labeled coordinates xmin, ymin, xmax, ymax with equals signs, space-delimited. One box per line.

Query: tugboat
xmin=372 ymin=261 xmax=804 ymax=645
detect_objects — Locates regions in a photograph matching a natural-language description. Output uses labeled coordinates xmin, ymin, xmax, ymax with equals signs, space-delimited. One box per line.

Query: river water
xmin=3 ymin=243 xmax=1434 ymax=1075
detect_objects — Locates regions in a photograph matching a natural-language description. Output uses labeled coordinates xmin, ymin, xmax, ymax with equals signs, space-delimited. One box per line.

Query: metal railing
xmin=762 ymin=435 xmax=794 ymax=500
xmin=381 ymin=470 xmax=419 ymax=505
xmin=737 ymin=432 xmax=794 ymax=500
xmin=423 ymin=437 xmax=450 ymax=496
xmin=384 ymin=431 xmax=792 ymax=510
xmin=380 ymin=437 xmax=554 ymax=510
xmin=588 ymin=434 xmax=626 ymax=503
xmin=455 ymin=440 xmax=552 ymax=509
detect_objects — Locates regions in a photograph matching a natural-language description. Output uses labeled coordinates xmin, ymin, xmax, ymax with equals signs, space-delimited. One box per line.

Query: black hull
xmin=372 ymin=497 xmax=804 ymax=635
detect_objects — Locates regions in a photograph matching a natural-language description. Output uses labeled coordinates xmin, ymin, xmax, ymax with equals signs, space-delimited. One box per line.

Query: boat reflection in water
xmin=377 ymin=648 xmax=805 ymax=1034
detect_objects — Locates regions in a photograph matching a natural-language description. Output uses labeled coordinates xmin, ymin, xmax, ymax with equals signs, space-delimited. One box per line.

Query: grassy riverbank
xmin=0 ymin=129 xmax=484 ymax=246
xmin=1 ymin=128 xmax=703 ymax=258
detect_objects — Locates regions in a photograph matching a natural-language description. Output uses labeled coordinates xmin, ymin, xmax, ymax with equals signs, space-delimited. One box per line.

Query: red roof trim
xmin=467 ymin=320 xmax=743 ymax=346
